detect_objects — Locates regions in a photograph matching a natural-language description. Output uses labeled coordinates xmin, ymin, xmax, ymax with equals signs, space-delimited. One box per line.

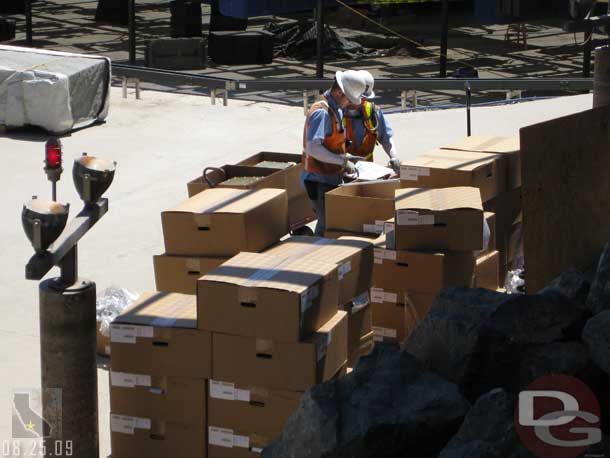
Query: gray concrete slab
xmin=0 ymin=87 xmax=594 ymax=457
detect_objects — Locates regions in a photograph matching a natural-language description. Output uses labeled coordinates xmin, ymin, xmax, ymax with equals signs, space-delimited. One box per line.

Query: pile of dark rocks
xmin=262 ymin=242 xmax=610 ymax=458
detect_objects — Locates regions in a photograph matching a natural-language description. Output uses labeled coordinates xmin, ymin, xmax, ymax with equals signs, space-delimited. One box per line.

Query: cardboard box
xmin=288 ymin=193 xmax=315 ymax=228
xmin=262 ymin=235 xmax=374 ymax=305
xmin=324 ymin=230 xmax=380 ymax=240
xmin=153 ymin=254 xmax=228 ymax=295
xmin=162 ymin=188 xmax=288 ymax=257
xmin=111 ymin=414 xmax=205 ymax=458
xmin=208 ymin=427 xmax=267 ymax=458
xmin=208 ymin=379 xmax=301 ymax=439
xmin=399 ymin=149 xmax=507 ymax=202
xmin=325 ymin=180 xmax=399 ymax=234
xmin=199 ymin=252 xmax=339 ymax=341
xmin=484 ymin=211 xmax=496 ymax=253
xmin=187 ymin=164 xmax=286 ymax=197
xmin=110 ymin=292 xmax=212 ymax=378
xmin=110 ymin=373 xmax=206 ymax=424
xmin=97 ymin=320 xmax=111 ymax=357
xmin=475 ymin=250 xmax=500 ymax=290
xmin=236 ymin=151 xmax=304 ymax=201
xmin=371 ymin=288 xmax=435 ymax=343
xmin=212 ymin=311 xmax=348 ymax=391
xmin=347 ymin=331 xmax=374 ymax=367
xmin=441 ymin=136 xmax=521 ymax=189
xmin=371 ymin=234 xmax=475 ymax=292
xmin=394 ymin=187 xmax=484 ymax=251
xmin=341 ymin=296 xmax=373 ymax=354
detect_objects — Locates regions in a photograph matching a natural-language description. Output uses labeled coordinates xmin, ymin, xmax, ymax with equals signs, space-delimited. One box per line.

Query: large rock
xmin=587 ymin=242 xmax=610 ymax=315
xmin=404 ymin=288 xmax=507 ymax=383
xmin=583 ymin=311 xmax=610 ymax=376
xmin=542 ymin=268 xmax=590 ymax=305
xmin=263 ymin=344 xmax=470 ymax=458
xmin=439 ymin=388 xmax=532 ymax=458
xmin=406 ymin=287 xmax=590 ymax=402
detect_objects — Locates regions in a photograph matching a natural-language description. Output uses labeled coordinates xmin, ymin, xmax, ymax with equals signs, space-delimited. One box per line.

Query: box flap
xmin=395 ymin=187 xmax=483 ymax=212
xmin=114 ymin=292 xmax=197 ymax=328
xmin=167 ymin=188 xmax=285 ymax=215
xmin=442 ymin=136 xmax=520 ymax=154
xmin=202 ymin=252 xmax=336 ymax=294
xmin=404 ymin=149 xmax=500 ymax=172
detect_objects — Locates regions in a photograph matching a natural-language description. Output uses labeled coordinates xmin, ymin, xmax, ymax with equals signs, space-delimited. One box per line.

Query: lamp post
xmin=22 ymin=144 xmax=116 ymax=458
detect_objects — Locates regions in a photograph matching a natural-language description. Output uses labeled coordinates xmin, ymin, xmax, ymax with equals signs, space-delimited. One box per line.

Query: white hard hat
xmin=335 ymin=70 xmax=366 ymax=105
xmin=358 ymin=70 xmax=376 ymax=99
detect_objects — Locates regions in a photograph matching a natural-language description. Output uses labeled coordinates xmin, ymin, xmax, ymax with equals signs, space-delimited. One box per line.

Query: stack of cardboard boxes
xmin=186 ymin=152 xmax=315 ymax=230
xmin=437 ymin=136 xmax=522 ymax=281
xmin=154 ymin=187 xmax=289 ymax=295
xmin=262 ymin=236 xmax=375 ymax=367
xmin=109 ymin=292 xmax=211 ymax=458
xmin=198 ymin=251 xmax=349 ymax=456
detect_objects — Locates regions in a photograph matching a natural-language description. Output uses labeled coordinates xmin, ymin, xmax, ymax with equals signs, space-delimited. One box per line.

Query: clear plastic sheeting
xmin=505 ymin=269 xmax=525 ymax=294
xmin=96 ymin=286 xmax=139 ymax=337
xmin=0 ymin=45 xmax=111 ymax=134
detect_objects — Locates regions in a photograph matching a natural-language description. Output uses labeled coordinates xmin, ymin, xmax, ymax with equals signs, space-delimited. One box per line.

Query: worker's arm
xmin=376 ymin=108 xmax=400 ymax=172
xmin=306 ymin=109 xmax=346 ymax=166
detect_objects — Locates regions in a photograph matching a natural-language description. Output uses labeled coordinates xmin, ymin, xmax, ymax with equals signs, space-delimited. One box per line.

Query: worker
xmin=302 ymin=70 xmax=367 ymax=236
xmin=343 ymin=70 xmax=401 ymax=173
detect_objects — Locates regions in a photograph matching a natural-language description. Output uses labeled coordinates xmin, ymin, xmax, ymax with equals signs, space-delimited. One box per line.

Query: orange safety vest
xmin=302 ymin=97 xmax=346 ymax=176
xmin=344 ymin=101 xmax=378 ymax=161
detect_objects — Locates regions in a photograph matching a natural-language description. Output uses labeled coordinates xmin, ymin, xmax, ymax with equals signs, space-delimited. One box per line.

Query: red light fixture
xmin=45 ymin=138 xmax=62 ymax=170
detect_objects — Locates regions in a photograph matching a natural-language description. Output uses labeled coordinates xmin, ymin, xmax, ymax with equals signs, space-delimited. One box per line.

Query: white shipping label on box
xmin=300 ymin=284 xmax=320 ymax=312
xmin=234 ymin=434 xmax=250 ymax=449
xmin=384 ymin=291 xmax=398 ymax=304
xmin=111 ymin=371 xmax=152 ymax=388
xmin=110 ymin=415 xmax=151 ymax=435
xmin=372 ymin=326 xmax=398 ymax=339
xmin=110 ymin=324 xmax=153 ymax=344
xmin=210 ymin=380 xmax=235 ymax=401
xmin=363 ymin=223 xmax=384 ymax=234
xmin=396 ymin=210 xmax=435 ymax=226
xmin=235 ymin=389 xmax=251 ymax=402
xmin=338 ymin=261 xmax=352 ymax=280
xmin=384 ymin=250 xmax=397 ymax=260
xmin=400 ymin=166 xmax=430 ymax=181
xmin=370 ymin=288 xmax=385 ymax=304
xmin=209 ymin=427 xmax=235 ymax=448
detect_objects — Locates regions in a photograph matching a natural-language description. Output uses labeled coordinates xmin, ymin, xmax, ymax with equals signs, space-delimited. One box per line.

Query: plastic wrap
xmin=505 ymin=269 xmax=525 ymax=294
xmin=474 ymin=218 xmax=491 ymax=257
xmin=96 ymin=286 xmax=139 ymax=336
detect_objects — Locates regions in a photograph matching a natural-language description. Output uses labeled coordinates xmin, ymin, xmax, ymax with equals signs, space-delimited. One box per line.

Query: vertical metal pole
xmin=466 ymin=83 xmax=472 ymax=137
xmin=39 ymin=277 xmax=98 ymax=458
xmin=439 ymin=0 xmax=449 ymax=78
xmin=25 ymin=0 xmax=33 ymax=46
xmin=51 ymin=182 xmax=57 ymax=202
xmin=316 ymin=0 xmax=324 ymax=78
xmin=128 ymin=0 xmax=136 ymax=64
xmin=583 ymin=25 xmax=593 ymax=77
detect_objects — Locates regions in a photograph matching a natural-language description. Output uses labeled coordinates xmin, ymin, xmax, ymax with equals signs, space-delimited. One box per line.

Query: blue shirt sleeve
xmin=376 ymin=108 xmax=394 ymax=148
xmin=307 ymin=109 xmax=332 ymax=143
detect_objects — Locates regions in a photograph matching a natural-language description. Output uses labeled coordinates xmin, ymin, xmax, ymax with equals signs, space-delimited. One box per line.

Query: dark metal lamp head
xmin=22 ymin=197 xmax=70 ymax=254
xmin=73 ymin=153 xmax=116 ymax=205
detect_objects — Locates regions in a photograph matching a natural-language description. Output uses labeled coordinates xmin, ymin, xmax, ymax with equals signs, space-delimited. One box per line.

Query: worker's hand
xmin=388 ymin=157 xmax=401 ymax=174
xmin=345 ymin=153 xmax=363 ymax=163
xmin=343 ymin=160 xmax=357 ymax=176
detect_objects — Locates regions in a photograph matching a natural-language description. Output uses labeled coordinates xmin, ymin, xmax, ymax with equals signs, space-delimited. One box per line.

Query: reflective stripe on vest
xmin=344 ymin=101 xmax=378 ymax=161
xmin=302 ymin=97 xmax=346 ymax=176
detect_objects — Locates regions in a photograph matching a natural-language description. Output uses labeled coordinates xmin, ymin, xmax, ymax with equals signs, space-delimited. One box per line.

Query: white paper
xmin=111 ymin=371 xmax=137 ymax=388
xmin=374 ymin=257 xmax=383 ymax=264
xmin=110 ymin=325 xmax=138 ymax=344
xmin=384 ymin=292 xmax=398 ymax=304
xmin=355 ymin=161 xmax=394 ymax=181
xmin=210 ymin=380 xmax=235 ymax=401
xmin=384 ymin=250 xmax=397 ymax=260
xmin=209 ymin=427 xmax=234 ymax=448
xmin=252 ymin=447 xmax=263 ymax=454
xmin=135 ymin=417 xmax=151 ymax=430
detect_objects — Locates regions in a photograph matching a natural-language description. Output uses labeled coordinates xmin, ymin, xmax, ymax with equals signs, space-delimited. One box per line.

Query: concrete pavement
xmin=0 ymin=87 xmax=594 ymax=456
